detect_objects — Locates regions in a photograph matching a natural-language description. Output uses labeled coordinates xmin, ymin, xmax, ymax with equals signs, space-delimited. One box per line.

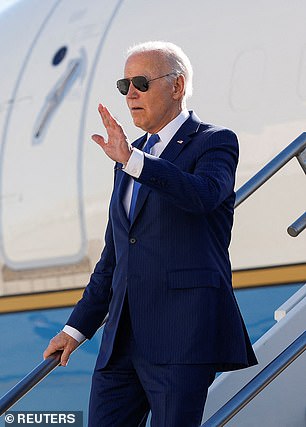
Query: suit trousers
xmin=88 ymin=297 xmax=216 ymax=427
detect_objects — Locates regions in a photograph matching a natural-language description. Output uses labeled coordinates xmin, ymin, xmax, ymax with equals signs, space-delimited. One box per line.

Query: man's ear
xmin=173 ymin=74 xmax=185 ymax=100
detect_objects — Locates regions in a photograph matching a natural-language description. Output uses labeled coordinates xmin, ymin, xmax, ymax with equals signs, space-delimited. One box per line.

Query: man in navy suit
xmin=44 ymin=41 xmax=257 ymax=426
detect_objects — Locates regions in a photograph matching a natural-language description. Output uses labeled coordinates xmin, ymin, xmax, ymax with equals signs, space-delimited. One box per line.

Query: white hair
xmin=126 ymin=41 xmax=193 ymax=100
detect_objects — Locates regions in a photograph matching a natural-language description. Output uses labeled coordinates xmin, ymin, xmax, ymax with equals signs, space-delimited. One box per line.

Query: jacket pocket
xmin=167 ymin=269 xmax=220 ymax=289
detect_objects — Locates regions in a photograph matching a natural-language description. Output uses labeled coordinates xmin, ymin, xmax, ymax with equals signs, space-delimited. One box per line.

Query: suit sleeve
xmin=137 ymin=128 xmax=238 ymax=213
xmin=66 ymin=217 xmax=116 ymax=339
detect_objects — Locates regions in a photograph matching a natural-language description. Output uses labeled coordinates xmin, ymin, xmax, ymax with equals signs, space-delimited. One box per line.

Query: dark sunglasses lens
xmin=116 ymin=76 xmax=149 ymax=95
xmin=117 ymin=79 xmax=130 ymax=95
xmin=132 ymin=76 xmax=149 ymax=92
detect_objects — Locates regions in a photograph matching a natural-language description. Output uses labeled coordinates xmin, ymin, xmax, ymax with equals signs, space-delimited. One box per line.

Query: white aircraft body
xmin=0 ymin=0 xmax=305 ymax=296
xmin=0 ymin=2 xmax=305 ymax=426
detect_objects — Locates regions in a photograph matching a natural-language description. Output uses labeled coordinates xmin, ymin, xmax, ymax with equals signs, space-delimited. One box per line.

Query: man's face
xmin=123 ymin=51 xmax=181 ymax=134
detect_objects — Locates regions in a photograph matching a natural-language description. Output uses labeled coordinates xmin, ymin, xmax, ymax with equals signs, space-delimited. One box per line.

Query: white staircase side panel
xmin=203 ymin=285 xmax=306 ymax=426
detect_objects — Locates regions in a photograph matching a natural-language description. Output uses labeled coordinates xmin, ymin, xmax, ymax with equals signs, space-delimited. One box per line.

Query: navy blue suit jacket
xmin=67 ymin=111 xmax=257 ymax=371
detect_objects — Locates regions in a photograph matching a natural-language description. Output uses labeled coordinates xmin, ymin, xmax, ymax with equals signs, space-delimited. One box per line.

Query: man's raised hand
xmin=91 ymin=104 xmax=132 ymax=164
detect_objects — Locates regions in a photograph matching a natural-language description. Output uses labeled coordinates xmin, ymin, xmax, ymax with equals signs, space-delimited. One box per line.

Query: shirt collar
xmin=147 ymin=109 xmax=189 ymax=148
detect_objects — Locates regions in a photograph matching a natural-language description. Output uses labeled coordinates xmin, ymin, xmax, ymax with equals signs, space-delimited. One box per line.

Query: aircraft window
xmin=52 ymin=46 xmax=68 ymax=66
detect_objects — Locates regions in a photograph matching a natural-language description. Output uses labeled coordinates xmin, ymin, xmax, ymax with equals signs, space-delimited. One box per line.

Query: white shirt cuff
xmin=123 ymin=148 xmax=144 ymax=178
xmin=63 ymin=325 xmax=86 ymax=343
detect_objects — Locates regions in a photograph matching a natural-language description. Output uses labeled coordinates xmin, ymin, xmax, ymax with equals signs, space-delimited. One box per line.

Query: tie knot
xmin=144 ymin=134 xmax=159 ymax=153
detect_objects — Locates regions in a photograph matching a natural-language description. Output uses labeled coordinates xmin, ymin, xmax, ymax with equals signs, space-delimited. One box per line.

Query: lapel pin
xmin=177 ymin=140 xmax=184 ymax=144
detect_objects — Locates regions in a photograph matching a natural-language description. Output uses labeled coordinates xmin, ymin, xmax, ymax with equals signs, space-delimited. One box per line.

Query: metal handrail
xmin=1 ymin=134 xmax=306 ymax=416
xmin=0 ymin=327 xmax=96 ymax=416
xmin=287 ymin=211 xmax=306 ymax=237
xmin=235 ymin=132 xmax=306 ymax=207
xmin=201 ymin=331 xmax=306 ymax=427
xmin=235 ymin=132 xmax=306 ymax=236
xmin=0 ymin=352 xmax=61 ymax=415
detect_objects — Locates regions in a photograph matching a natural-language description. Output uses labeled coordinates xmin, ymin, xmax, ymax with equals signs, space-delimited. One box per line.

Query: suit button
xmin=129 ymin=237 xmax=137 ymax=244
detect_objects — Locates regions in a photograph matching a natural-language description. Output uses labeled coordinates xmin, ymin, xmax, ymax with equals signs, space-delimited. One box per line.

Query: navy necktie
xmin=129 ymin=134 xmax=159 ymax=221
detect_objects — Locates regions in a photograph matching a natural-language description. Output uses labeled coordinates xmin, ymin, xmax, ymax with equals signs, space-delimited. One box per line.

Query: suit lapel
xmin=114 ymin=168 xmax=129 ymax=231
xmin=130 ymin=111 xmax=202 ymax=225
xmin=160 ymin=111 xmax=201 ymax=162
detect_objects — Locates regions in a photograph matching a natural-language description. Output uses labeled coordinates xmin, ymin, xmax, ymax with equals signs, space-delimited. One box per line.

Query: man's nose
xmin=126 ymin=81 xmax=139 ymax=98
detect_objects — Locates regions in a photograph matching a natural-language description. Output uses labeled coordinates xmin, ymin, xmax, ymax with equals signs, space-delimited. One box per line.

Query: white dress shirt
xmin=63 ymin=109 xmax=189 ymax=342
xmin=122 ymin=108 xmax=189 ymax=215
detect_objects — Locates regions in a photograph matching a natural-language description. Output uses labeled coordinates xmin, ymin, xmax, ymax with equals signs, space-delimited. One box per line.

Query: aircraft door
xmin=1 ymin=0 xmax=123 ymax=270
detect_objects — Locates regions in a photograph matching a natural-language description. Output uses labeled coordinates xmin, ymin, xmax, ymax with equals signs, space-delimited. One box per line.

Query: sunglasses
xmin=116 ymin=73 xmax=176 ymax=95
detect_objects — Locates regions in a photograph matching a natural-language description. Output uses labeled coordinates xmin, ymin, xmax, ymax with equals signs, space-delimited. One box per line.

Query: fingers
xmin=98 ymin=103 xmax=116 ymax=130
xmin=97 ymin=103 xmax=127 ymax=140
xmin=92 ymin=104 xmax=119 ymax=148
xmin=43 ymin=332 xmax=78 ymax=367
xmin=60 ymin=346 xmax=73 ymax=367
xmin=93 ymin=103 xmax=131 ymax=163
xmin=43 ymin=335 xmax=61 ymax=359
xmin=91 ymin=133 xmax=105 ymax=148
xmin=43 ymin=344 xmax=57 ymax=360
xmin=98 ymin=104 xmax=125 ymax=137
